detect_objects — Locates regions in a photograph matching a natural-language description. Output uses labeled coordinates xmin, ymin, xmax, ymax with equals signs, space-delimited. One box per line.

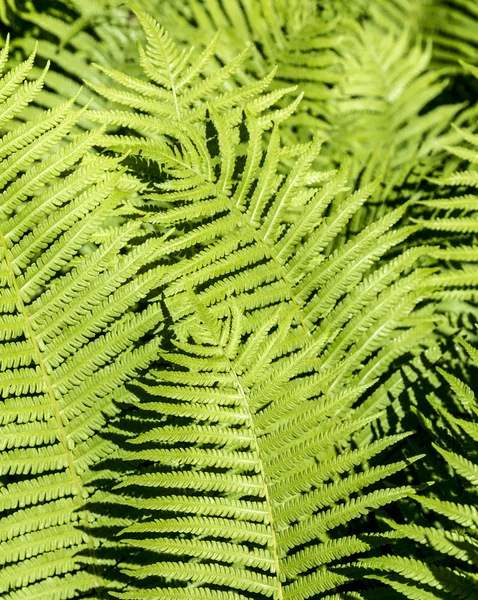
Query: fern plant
xmin=73 ymin=13 xmax=464 ymax=598
xmin=110 ymin=293 xmax=427 ymax=600
xmin=0 ymin=40 xmax=165 ymax=598
xmin=365 ymin=0 xmax=478 ymax=71
xmin=144 ymin=0 xmax=478 ymax=255
xmin=90 ymin=12 xmax=444 ymax=428
xmin=356 ymin=339 xmax=478 ymax=599
xmin=1 ymin=3 xmax=478 ymax=600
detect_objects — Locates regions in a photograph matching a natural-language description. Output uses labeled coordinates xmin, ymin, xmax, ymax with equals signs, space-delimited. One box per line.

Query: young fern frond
xmin=111 ymin=296 xmax=422 ymax=599
xmin=0 ymin=47 xmax=164 ymax=598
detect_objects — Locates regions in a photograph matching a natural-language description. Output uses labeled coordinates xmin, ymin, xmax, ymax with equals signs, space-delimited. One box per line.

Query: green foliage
xmin=357 ymin=339 xmax=478 ymax=599
xmin=0 ymin=41 xmax=163 ymax=597
xmin=111 ymin=298 xmax=422 ymax=599
xmin=1 ymin=2 xmax=478 ymax=600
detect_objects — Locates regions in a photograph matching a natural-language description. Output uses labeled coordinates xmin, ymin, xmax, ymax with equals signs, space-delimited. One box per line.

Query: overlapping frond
xmin=0 ymin=46 xmax=164 ymax=598
xmin=91 ymin=14 xmax=439 ymax=398
xmin=86 ymin=16 xmax=454 ymax=486
xmin=0 ymin=5 xmax=476 ymax=600
xmin=0 ymin=0 xmax=154 ymax=127
xmin=323 ymin=0 xmax=478 ymax=71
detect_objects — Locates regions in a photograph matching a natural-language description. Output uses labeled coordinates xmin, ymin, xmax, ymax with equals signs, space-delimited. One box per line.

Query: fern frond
xmin=111 ymin=292 xmax=424 ymax=599
xmin=90 ymin=15 xmax=439 ymax=412
xmin=376 ymin=340 xmax=478 ymax=598
xmin=366 ymin=0 xmax=478 ymax=70
xmin=0 ymin=48 xmax=163 ymax=597
xmin=87 ymin=6 xmax=270 ymax=127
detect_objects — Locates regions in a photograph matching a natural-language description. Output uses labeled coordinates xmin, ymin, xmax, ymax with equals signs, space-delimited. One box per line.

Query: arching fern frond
xmin=157 ymin=0 xmax=466 ymax=170
xmin=99 ymin=108 xmax=435 ymax=436
xmin=0 ymin=46 xmax=164 ymax=598
xmin=89 ymin=7 xmax=467 ymax=272
xmin=111 ymin=296 xmax=423 ymax=599
xmin=87 ymin=6 xmax=291 ymax=133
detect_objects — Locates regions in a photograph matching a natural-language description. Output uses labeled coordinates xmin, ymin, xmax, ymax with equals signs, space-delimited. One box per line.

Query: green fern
xmin=78 ymin=15 xmax=459 ymax=598
xmin=322 ymin=0 xmax=478 ymax=71
xmin=110 ymin=295 xmax=424 ymax=599
xmin=0 ymin=0 xmax=153 ymax=127
xmin=0 ymin=42 xmax=164 ymax=598
xmin=157 ymin=0 xmax=466 ymax=154
xmin=355 ymin=339 xmax=478 ymax=599
xmin=89 ymin=7 xmax=453 ymax=457
xmin=88 ymin=13 xmax=444 ymax=423
xmin=1 ymin=5 xmax=478 ymax=600
xmin=159 ymin=0 xmax=340 ymax=132
xmin=410 ymin=66 xmax=478 ymax=347
xmin=365 ymin=0 xmax=478 ymax=70
xmin=136 ymin=1 xmax=475 ymax=254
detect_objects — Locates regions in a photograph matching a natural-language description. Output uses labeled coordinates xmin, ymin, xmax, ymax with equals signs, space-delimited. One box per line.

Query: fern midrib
xmin=233 ymin=377 xmax=284 ymax=598
xmin=159 ymin=40 xmax=181 ymax=120
xmin=203 ymin=314 xmax=285 ymax=599
xmin=0 ymin=230 xmax=102 ymax=585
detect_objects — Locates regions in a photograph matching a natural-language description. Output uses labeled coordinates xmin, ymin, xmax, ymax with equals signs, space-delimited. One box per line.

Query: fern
xmin=409 ymin=66 xmax=478 ymax=348
xmin=0 ymin=43 xmax=164 ymax=598
xmin=89 ymin=12 xmax=443 ymax=418
xmin=1 ymin=4 xmax=478 ymax=599
xmin=142 ymin=1 xmax=476 ymax=252
xmin=365 ymin=0 xmax=478 ymax=70
xmin=0 ymin=0 xmax=153 ymax=128
xmin=355 ymin=339 xmax=478 ymax=599
xmin=156 ymin=0 xmax=469 ymax=158
xmin=110 ymin=295 xmax=424 ymax=599
xmin=77 ymin=14 xmax=457 ymax=598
